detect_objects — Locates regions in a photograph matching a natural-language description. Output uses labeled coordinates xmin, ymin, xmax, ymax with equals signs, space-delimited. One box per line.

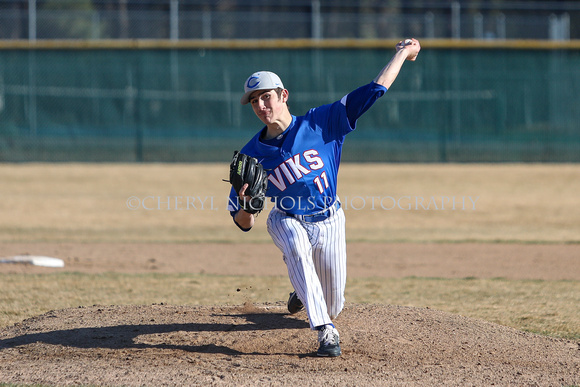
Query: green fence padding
xmin=1 ymin=48 xmax=578 ymax=162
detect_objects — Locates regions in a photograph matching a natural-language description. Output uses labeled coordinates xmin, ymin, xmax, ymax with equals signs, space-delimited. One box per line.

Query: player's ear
xmin=281 ymin=89 xmax=289 ymax=103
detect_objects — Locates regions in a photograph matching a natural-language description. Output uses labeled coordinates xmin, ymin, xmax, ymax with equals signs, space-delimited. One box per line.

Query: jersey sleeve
xmin=311 ymin=81 xmax=387 ymax=141
xmin=344 ymin=81 xmax=387 ymax=128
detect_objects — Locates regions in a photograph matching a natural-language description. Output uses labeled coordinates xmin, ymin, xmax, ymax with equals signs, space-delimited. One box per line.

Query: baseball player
xmin=228 ymin=39 xmax=421 ymax=357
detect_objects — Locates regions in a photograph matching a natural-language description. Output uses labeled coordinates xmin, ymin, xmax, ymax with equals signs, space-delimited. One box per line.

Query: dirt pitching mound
xmin=1 ymin=303 xmax=578 ymax=386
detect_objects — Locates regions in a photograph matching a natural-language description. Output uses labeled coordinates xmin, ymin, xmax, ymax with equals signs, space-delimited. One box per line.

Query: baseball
xmin=404 ymin=39 xmax=413 ymax=45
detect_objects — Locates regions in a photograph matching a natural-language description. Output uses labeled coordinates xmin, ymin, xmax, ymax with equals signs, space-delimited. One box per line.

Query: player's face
xmin=249 ymin=89 xmax=287 ymax=125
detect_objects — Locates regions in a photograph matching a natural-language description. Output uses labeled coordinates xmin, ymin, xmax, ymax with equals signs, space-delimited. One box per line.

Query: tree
xmin=38 ymin=0 xmax=99 ymax=39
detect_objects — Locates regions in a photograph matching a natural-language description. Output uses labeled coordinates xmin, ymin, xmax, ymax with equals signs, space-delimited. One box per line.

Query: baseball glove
xmin=227 ymin=151 xmax=268 ymax=215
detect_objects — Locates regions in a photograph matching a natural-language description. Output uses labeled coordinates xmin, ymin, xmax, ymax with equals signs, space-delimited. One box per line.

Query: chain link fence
xmin=0 ymin=0 xmax=578 ymax=41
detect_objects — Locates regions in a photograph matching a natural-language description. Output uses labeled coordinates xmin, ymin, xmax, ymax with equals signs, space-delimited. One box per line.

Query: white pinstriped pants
xmin=267 ymin=206 xmax=347 ymax=330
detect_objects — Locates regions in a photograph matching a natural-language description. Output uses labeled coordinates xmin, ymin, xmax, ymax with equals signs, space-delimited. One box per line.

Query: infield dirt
xmin=0 ymin=301 xmax=578 ymax=386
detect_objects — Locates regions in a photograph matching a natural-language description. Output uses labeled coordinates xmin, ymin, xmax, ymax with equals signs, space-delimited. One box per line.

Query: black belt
xmin=287 ymin=201 xmax=340 ymax=223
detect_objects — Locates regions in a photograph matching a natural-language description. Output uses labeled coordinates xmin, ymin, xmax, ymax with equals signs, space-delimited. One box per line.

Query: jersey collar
xmin=253 ymin=115 xmax=296 ymax=153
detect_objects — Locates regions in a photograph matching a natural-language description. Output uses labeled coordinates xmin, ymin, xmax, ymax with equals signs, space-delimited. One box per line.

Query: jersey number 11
xmin=313 ymin=171 xmax=329 ymax=194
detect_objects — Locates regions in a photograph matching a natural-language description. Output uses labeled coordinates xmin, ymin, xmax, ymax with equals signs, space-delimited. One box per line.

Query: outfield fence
xmin=0 ymin=39 xmax=579 ymax=162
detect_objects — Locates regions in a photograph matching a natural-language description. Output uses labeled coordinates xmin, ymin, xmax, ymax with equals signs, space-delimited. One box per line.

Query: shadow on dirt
xmin=0 ymin=311 xmax=310 ymax=356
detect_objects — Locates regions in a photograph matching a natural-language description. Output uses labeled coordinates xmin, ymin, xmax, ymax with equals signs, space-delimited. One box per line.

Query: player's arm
xmin=341 ymin=39 xmax=421 ymax=129
xmin=233 ymin=183 xmax=255 ymax=231
xmin=374 ymin=38 xmax=420 ymax=90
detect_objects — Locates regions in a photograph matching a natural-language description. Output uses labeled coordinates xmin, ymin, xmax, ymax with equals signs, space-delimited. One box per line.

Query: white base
xmin=0 ymin=255 xmax=65 ymax=268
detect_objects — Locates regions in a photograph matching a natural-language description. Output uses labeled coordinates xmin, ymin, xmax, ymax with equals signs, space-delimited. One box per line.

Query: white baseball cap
xmin=240 ymin=71 xmax=284 ymax=105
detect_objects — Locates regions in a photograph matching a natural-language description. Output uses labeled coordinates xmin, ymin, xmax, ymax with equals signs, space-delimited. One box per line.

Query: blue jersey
xmin=229 ymin=81 xmax=387 ymax=216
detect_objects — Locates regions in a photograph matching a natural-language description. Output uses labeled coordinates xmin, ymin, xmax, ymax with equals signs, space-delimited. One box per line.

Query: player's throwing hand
xmin=397 ymin=38 xmax=421 ymax=61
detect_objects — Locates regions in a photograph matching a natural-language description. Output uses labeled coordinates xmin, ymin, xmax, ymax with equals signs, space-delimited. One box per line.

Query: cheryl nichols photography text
xmin=126 ymin=195 xmax=480 ymax=212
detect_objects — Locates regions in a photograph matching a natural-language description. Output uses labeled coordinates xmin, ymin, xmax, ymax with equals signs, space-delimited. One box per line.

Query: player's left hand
xmin=227 ymin=151 xmax=268 ymax=215
xmin=396 ymin=38 xmax=420 ymax=61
